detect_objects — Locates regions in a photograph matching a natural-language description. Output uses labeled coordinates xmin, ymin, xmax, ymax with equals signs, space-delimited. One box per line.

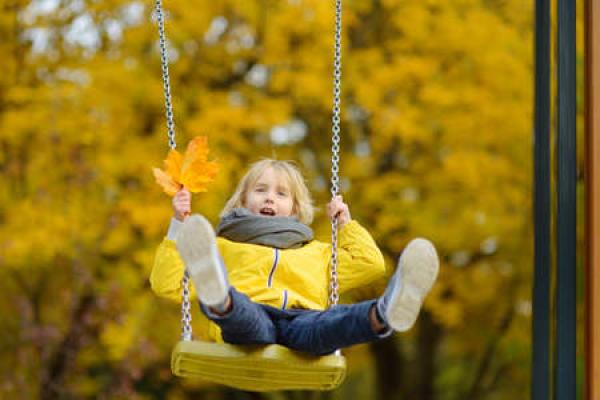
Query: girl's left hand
xmin=327 ymin=195 xmax=351 ymax=228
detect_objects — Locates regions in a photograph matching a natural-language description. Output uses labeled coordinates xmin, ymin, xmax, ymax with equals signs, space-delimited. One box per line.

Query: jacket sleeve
xmin=335 ymin=220 xmax=386 ymax=294
xmin=149 ymin=238 xmax=197 ymax=303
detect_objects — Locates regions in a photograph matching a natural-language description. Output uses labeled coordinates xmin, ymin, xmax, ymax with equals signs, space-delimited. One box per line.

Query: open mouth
xmin=260 ymin=207 xmax=276 ymax=216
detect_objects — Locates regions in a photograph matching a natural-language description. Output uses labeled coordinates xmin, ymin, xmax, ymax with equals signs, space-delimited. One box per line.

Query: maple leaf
xmin=151 ymin=167 xmax=181 ymax=196
xmin=152 ymin=136 xmax=219 ymax=196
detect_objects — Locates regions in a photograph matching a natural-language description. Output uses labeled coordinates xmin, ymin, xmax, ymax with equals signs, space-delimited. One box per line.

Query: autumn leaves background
xmin=0 ymin=1 xmax=586 ymax=399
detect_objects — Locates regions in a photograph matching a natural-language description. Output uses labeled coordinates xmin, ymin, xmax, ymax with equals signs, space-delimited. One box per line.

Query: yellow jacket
xmin=150 ymin=219 xmax=385 ymax=341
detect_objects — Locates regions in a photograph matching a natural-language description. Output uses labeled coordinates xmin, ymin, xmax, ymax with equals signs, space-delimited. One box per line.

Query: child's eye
xmin=255 ymin=187 xmax=266 ymax=192
xmin=278 ymin=191 xmax=287 ymax=197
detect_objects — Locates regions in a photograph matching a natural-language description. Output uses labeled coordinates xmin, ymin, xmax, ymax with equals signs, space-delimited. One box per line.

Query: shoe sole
xmin=176 ymin=215 xmax=228 ymax=306
xmin=386 ymin=238 xmax=439 ymax=331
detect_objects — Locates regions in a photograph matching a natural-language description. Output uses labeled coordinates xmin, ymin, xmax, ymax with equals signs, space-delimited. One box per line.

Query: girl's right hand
xmin=173 ymin=187 xmax=191 ymax=221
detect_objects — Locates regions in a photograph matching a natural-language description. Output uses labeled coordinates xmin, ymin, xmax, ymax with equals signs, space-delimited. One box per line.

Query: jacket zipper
xmin=282 ymin=290 xmax=288 ymax=309
xmin=267 ymin=248 xmax=279 ymax=288
xmin=267 ymin=249 xmax=287 ymax=309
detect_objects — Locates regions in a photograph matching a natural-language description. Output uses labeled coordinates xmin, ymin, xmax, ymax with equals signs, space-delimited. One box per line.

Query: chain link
xmin=181 ymin=272 xmax=193 ymax=341
xmin=155 ymin=0 xmax=177 ymax=151
xmin=154 ymin=0 xmax=192 ymax=341
xmin=329 ymin=0 xmax=342 ymax=307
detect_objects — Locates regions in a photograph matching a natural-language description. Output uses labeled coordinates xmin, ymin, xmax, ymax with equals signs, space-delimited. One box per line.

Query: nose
xmin=265 ymin=191 xmax=275 ymax=204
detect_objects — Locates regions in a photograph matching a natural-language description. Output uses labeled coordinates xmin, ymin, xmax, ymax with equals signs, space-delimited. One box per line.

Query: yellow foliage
xmin=101 ymin=224 xmax=133 ymax=256
xmin=102 ymin=319 xmax=137 ymax=361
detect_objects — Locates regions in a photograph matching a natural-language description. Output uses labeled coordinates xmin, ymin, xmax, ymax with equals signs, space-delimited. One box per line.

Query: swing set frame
xmin=534 ymin=0 xmax=599 ymax=399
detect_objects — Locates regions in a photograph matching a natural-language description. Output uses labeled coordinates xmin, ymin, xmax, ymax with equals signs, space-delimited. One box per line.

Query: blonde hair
xmin=221 ymin=159 xmax=315 ymax=225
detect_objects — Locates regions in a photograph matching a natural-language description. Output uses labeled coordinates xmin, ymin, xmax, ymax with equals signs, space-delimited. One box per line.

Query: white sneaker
xmin=175 ymin=214 xmax=229 ymax=307
xmin=376 ymin=238 xmax=439 ymax=331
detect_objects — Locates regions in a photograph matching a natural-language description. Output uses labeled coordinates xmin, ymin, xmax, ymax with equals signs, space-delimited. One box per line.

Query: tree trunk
xmin=371 ymin=337 xmax=406 ymax=400
xmin=39 ymin=293 xmax=98 ymax=400
xmin=417 ymin=311 xmax=442 ymax=400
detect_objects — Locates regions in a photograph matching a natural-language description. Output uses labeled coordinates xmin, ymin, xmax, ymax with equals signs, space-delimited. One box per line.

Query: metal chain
xmin=154 ymin=0 xmax=192 ymax=341
xmin=329 ymin=0 xmax=342 ymax=307
xmin=180 ymin=272 xmax=192 ymax=341
xmin=155 ymin=0 xmax=177 ymax=151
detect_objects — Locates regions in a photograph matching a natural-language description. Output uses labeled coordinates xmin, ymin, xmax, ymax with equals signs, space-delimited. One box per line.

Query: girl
xmin=150 ymin=159 xmax=439 ymax=356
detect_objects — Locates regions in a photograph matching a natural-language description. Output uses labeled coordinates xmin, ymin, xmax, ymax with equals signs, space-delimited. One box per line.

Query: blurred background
xmin=0 ymin=0 xmax=587 ymax=399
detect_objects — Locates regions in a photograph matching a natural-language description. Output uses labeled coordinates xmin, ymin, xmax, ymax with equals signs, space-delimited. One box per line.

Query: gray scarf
xmin=216 ymin=208 xmax=313 ymax=249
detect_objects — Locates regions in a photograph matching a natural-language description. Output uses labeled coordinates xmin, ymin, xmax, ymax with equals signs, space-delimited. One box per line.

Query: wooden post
xmin=586 ymin=1 xmax=600 ymax=399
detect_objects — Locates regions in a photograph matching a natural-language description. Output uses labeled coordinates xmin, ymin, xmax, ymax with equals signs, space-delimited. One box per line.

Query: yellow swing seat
xmin=171 ymin=340 xmax=347 ymax=392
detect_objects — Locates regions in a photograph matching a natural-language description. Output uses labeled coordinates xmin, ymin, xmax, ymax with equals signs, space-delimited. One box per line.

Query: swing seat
xmin=171 ymin=340 xmax=347 ymax=392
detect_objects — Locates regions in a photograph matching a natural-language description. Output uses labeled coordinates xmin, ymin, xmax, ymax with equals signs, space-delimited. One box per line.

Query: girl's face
xmin=245 ymin=167 xmax=295 ymax=218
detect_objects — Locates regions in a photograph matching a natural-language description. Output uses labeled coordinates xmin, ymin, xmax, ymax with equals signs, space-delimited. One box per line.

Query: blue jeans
xmin=200 ymin=288 xmax=391 ymax=356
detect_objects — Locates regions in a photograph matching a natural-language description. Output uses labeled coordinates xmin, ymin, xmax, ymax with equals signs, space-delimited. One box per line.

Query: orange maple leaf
xmin=153 ymin=136 xmax=219 ymax=196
